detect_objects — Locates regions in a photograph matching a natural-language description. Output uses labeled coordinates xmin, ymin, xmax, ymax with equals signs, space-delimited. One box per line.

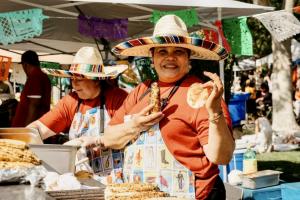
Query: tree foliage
xmin=247 ymin=17 xmax=272 ymax=58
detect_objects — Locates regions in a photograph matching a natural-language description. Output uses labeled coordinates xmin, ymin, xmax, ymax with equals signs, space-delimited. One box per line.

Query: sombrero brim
xmin=112 ymin=35 xmax=228 ymax=60
xmin=41 ymin=65 xmax=128 ymax=80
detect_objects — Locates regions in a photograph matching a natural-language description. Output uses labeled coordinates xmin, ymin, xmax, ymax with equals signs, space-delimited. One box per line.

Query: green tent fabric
xmin=150 ymin=8 xmax=199 ymax=27
xmin=222 ymin=17 xmax=253 ymax=56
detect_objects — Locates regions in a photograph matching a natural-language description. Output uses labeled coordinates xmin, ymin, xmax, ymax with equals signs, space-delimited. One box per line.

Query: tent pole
xmin=217 ymin=7 xmax=225 ymax=98
xmin=13 ymin=64 xmax=16 ymax=95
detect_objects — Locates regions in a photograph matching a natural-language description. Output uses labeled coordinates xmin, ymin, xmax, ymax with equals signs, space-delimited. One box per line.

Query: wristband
xmin=209 ymin=110 xmax=223 ymax=123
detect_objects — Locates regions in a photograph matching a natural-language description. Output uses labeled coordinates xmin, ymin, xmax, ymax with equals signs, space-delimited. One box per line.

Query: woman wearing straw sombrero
xmin=81 ymin=15 xmax=235 ymax=199
xmin=28 ymin=46 xmax=129 ymax=174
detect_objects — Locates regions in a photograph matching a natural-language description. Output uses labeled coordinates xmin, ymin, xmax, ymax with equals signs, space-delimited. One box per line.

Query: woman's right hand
xmin=103 ymin=104 xmax=164 ymax=149
xmin=129 ymin=103 xmax=164 ymax=133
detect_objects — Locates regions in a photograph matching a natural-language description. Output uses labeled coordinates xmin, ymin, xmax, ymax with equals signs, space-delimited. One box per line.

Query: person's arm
xmin=201 ymin=71 xmax=235 ymax=165
xmin=80 ymin=104 xmax=164 ymax=149
xmin=27 ymin=120 xmax=56 ymax=140
xmin=27 ymin=94 xmax=75 ymax=140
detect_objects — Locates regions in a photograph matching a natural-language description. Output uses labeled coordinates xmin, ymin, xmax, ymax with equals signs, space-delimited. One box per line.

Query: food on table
xmin=0 ymin=161 xmax=34 ymax=169
xmin=105 ymin=183 xmax=168 ymax=200
xmin=0 ymin=139 xmax=40 ymax=165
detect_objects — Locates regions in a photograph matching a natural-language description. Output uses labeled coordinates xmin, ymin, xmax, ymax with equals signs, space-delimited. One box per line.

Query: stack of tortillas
xmin=105 ymin=183 xmax=169 ymax=200
xmin=0 ymin=139 xmax=41 ymax=169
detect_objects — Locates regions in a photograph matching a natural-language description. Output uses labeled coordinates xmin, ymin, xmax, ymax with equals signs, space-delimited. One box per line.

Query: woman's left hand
xmin=64 ymin=136 xmax=101 ymax=149
xmin=201 ymin=71 xmax=223 ymax=115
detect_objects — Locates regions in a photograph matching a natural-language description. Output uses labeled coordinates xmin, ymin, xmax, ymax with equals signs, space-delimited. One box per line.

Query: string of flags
xmin=0 ymin=8 xmax=300 ymax=57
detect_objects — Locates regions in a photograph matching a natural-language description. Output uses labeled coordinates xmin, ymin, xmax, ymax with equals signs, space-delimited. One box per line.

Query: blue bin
xmin=218 ymin=165 xmax=229 ymax=182
xmin=243 ymin=185 xmax=282 ymax=200
xmin=219 ymin=149 xmax=245 ymax=182
xmin=228 ymin=149 xmax=245 ymax=172
xmin=281 ymin=182 xmax=300 ymax=200
xmin=228 ymin=93 xmax=250 ymax=126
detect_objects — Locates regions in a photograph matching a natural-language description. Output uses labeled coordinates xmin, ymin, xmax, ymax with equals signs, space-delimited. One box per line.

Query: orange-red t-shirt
xmin=39 ymin=86 xmax=128 ymax=134
xmin=109 ymin=75 xmax=232 ymax=200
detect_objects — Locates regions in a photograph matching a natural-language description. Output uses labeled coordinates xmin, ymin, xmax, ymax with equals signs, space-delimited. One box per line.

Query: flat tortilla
xmin=187 ymin=83 xmax=209 ymax=109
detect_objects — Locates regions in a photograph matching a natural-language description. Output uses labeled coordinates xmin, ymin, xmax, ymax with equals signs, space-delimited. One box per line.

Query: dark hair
xmin=150 ymin=47 xmax=191 ymax=57
xmin=260 ymin=82 xmax=269 ymax=92
xmin=21 ymin=50 xmax=40 ymax=66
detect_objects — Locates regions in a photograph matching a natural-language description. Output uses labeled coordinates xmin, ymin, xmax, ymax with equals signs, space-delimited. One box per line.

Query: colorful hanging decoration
xmin=151 ymin=8 xmax=199 ymax=27
xmin=0 ymin=9 xmax=48 ymax=45
xmin=190 ymin=29 xmax=219 ymax=44
xmin=215 ymin=20 xmax=231 ymax=52
xmin=0 ymin=56 xmax=11 ymax=81
xmin=254 ymin=10 xmax=300 ymax=42
xmin=222 ymin=17 xmax=253 ymax=56
xmin=78 ymin=15 xmax=128 ymax=40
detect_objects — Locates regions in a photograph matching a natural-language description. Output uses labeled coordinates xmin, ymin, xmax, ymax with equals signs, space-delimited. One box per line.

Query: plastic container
xmin=243 ymin=147 xmax=257 ymax=174
xmin=29 ymin=144 xmax=79 ymax=174
xmin=241 ymin=170 xmax=282 ymax=189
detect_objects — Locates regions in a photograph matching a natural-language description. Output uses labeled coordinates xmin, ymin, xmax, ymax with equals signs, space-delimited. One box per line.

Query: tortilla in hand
xmin=187 ymin=83 xmax=209 ymax=109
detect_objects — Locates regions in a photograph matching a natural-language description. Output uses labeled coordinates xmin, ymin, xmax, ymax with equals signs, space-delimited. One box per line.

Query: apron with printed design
xmin=122 ymin=118 xmax=195 ymax=199
xmin=69 ymin=101 xmax=124 ymax=179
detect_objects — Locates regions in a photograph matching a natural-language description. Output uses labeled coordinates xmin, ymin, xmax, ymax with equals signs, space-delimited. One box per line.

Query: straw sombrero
xmin=42 ymin=47 xmax=127 ymax=80
xmin=112 ymin=15 xmax=228 ymax=60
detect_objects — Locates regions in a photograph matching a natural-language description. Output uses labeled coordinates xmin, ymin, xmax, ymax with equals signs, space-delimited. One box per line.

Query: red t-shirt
xmin=39 ymin=86 xmax=128 ymax=134
xmin=109 ymin=75 xmax=232 ymax=199
xmin=12 ymin=68 xmax=51 ymax=127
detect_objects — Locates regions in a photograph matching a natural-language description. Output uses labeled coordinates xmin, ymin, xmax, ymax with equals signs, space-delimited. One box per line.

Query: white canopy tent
xmin=0 ymin=0 xmax=274 ymax=63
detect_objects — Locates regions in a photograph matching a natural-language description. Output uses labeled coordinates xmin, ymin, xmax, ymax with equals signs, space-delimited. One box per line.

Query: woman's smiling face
xmin=152 ymin=47 xmax=190 ymax=83
xmin=71 ymin=79 xmax=100 ymax=99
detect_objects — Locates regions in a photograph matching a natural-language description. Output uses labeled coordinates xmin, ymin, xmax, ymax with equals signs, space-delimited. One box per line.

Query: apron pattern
xmin=122 ymin=117 xmax=195 ymax=199
xmin=69 ymin=105 xmax=123 ymax=179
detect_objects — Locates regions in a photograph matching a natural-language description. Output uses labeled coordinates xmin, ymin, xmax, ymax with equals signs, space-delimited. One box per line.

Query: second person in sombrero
xmin=27 ymin=46 xmax=128 ymax=174
xmin=81 ymin=15 xmax=235 ymax=200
